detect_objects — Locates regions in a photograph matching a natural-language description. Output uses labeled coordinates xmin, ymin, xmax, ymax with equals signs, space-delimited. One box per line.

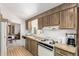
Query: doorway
xmin=7 ymin=22 xmax=21 ymax=48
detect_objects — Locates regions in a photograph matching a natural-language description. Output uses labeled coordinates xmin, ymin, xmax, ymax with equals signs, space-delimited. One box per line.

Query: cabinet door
xmin=25 ymin=38 xmax=31 ymax=52
xmin=25 ymin=20 xmax=28 ymax=29
xmin=25 ymin=39 xmax=27 ymax=49
xmin=25 ymin=37 xmax=38 ymax=56
xmin=60 ymin=7 xmax=76 ymax=29
xmin=38 ymin=17 xmax=43 ymax=29
xmin=49 ymin=12 xmax=60 ymax=26
xmin=30 ymin=40 xmax=38 ymax=56
xmin=28 ymin=21 xmax=32 ymax=31
xmin=42 ymin=16 xmax=50 ymax=27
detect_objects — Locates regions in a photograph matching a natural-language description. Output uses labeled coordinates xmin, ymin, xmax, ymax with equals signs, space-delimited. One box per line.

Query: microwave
xmin=66 ymin=33 xmax=76 ymax=47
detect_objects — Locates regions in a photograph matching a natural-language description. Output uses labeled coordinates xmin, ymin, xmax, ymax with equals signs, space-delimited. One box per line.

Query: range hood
xmin=42 ymin=26 xmax=59 ymax=31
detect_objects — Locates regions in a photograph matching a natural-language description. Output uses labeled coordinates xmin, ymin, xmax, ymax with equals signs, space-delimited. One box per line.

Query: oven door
xmin=38 ymin=42 xmax=54 ymax=56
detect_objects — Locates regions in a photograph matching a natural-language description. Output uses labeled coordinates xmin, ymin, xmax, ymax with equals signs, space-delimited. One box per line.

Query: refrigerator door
xmin=0 ymin=22 xmax=7 ymax=56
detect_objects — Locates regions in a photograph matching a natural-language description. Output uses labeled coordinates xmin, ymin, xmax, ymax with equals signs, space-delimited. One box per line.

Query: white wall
xmin=37 ymin=26 xmax=76 ymax=44
xmin=0 ymin=4 xmax=26 ymax=47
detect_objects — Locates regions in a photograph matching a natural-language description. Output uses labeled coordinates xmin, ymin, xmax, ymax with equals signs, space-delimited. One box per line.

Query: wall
xmin=37 ymin=26 xmax=76 ymax=44
xmin=0 ymin=4 xmax=26 ymax=47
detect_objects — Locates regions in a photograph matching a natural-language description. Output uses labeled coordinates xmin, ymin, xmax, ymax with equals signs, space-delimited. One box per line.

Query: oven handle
xmin=38 ymin=43 xmax=53 ymax=51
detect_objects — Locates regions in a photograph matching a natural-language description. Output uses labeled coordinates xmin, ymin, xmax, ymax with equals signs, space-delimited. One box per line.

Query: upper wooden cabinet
xmin=38 ymin=12 xmax=60 ymax=29
xmin=25 ymin=20 xmax=32 ymax=30
xmin=60 ymin=7 xmax=77 ymax=29
xmin=26 ymin=20 xmax=32 ymax=30
xmin=25 ymin=20 xmax=28 ymax=29
xmin=26 ymin=4 xmax=77 ymax=30
xmin=49 ymin=12 xmax=60 ymax=26
xmin=42 ymin=16 xmax=50 ymax=27
xmin=38 ymin=17 xmax=43 ymax=29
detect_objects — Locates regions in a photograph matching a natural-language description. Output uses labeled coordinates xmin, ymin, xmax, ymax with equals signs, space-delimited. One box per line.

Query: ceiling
xmin=1 ymin=3 xmax=62 ymax=20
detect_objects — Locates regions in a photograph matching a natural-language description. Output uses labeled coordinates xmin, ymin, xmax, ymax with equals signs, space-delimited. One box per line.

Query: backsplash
xmin=37 ymin=26 xmax=76 ymax=44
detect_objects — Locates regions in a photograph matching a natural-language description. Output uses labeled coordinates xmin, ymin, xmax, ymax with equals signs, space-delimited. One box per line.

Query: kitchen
xmin=0 ymin=3 xmax=79 ymax=56
xmin=23 ymin=3 xmax=77 ymax=56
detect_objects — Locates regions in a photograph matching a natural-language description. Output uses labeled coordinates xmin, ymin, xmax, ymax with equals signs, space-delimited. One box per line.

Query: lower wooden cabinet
xmin=54 ymin=47 xmax=75 ymax=56
xmin=30 ymin=40 xmax=38 ymax=56
xmin=25 ymin=37 xmax=38 ymax=56
xmin=25 ymin=39 xmax=31 ymax=52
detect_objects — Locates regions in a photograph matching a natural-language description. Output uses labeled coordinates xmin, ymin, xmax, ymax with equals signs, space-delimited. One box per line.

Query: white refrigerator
xmin=0 ymin=21 xmax=7 ymax=56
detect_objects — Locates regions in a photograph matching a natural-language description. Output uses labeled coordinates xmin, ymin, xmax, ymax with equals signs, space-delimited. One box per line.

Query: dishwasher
xmin=38 ymin=42 xmax=54 ymax=56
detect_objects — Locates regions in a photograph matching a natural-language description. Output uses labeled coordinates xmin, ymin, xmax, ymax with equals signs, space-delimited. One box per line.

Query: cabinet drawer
xmin=55 ymin=47 xmax=75 ymax=56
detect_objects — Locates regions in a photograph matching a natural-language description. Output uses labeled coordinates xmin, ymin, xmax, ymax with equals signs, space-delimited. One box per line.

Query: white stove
xmin=38 ymin=39 xmax=54 ymax=56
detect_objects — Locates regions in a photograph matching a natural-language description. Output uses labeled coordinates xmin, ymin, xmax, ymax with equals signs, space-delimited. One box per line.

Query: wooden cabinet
xmin=25 ymin=20 xmax=32 ymax=30
xmin=26 ymin=4 xmax=77 ymax=30
xmin=60 ymin=7 xmax=77 ymax=29
xmin=38 ymin=17 xmax=43 ymax=29
xmin=28 ymin=21 xmax=32 ymax=31
xmin=25 ymin=38 xmax=31 ymax=52
xmin=38 ymin=16 xmax=50 ymax=29
xmin=25 ymin=37 xmax=38 ymax=56
xmin=42 ymin=16 xmax=50 ymax=27
xmin=38 ymin=12 xmax=60 ymax=29
xmin=25 ymin=20 xmax=28 ymax=29
xmin=49 ymin=12 xmax=60 ymax=26
xmin=30 ymin=40 xmax=38 ymax=56
xmin=54 ymin=47 xmax=75 ymax=56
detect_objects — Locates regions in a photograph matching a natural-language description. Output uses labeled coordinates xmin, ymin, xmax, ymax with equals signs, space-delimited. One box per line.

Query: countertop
xmin=24 ymin=35 xmax=43 ymax=42
xmin=54 ymin=43 xmax=76 ymax=54
xmin=23 ymin=35 xmax=54 ymax=46
xmin=23 ymin=35 xmax=76 ymax=54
